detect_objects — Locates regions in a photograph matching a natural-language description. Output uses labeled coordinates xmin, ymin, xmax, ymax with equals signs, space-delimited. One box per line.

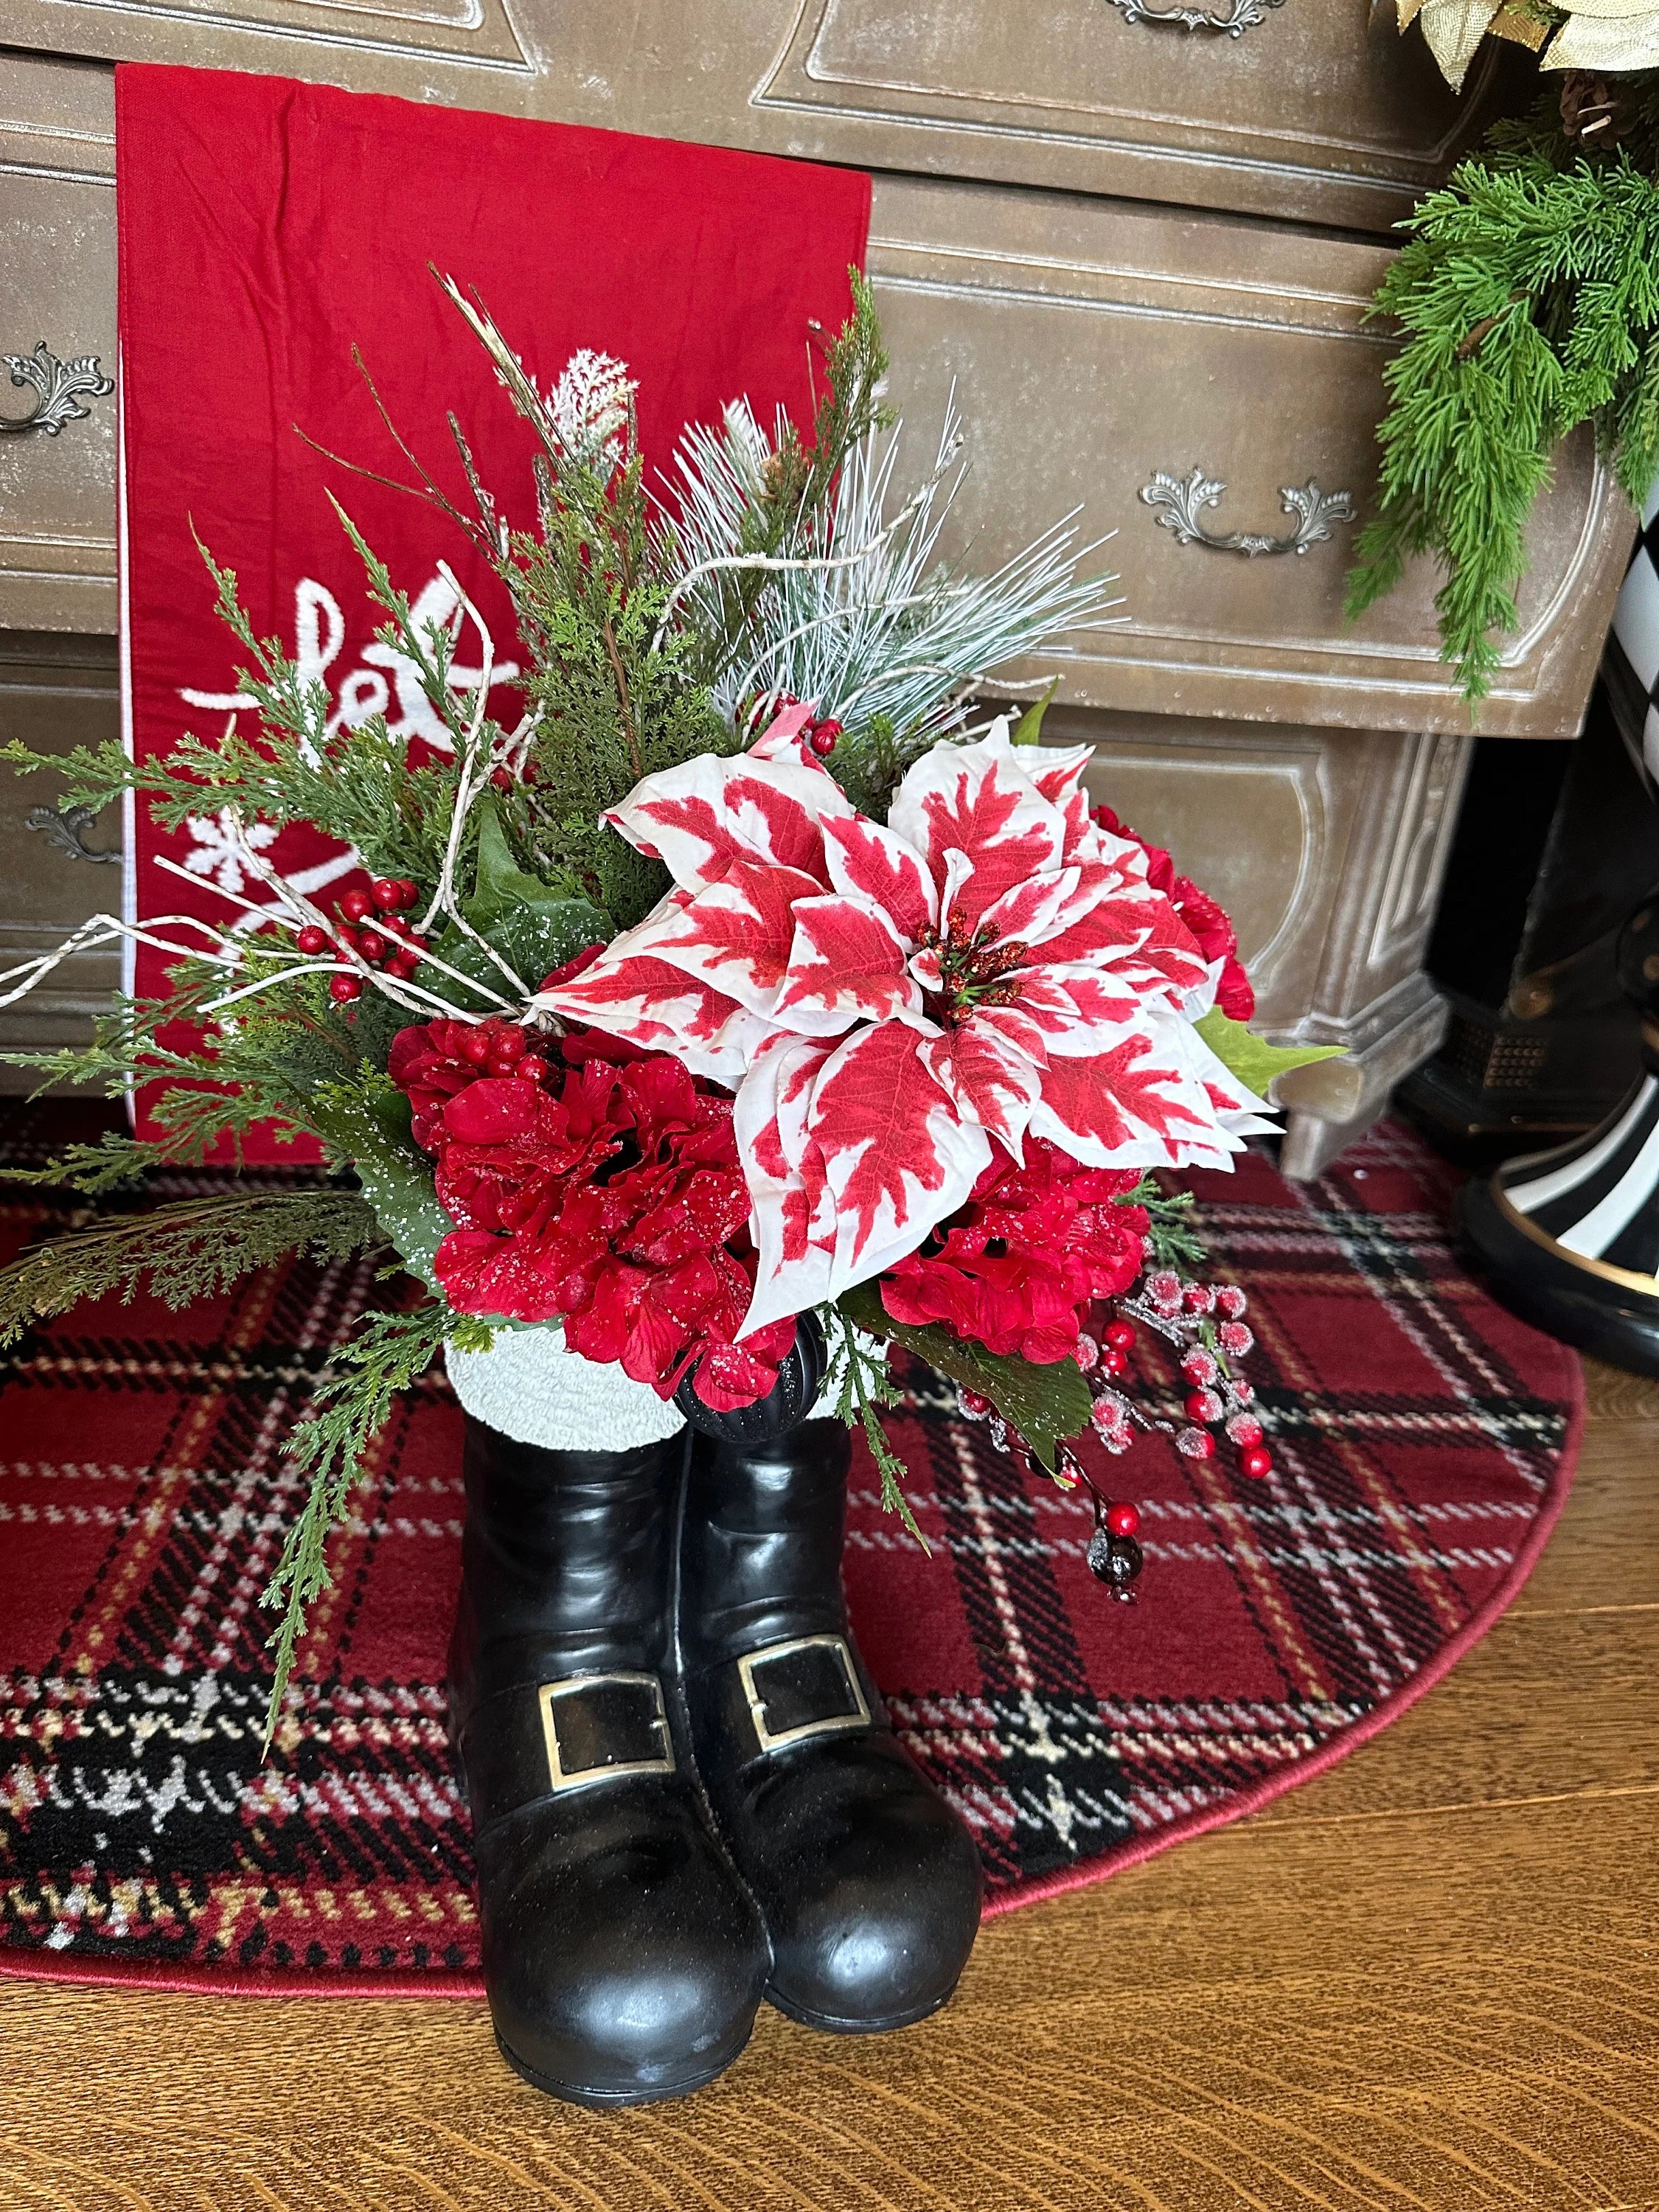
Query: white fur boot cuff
xmin=444 ymin=1327 xmax=688 ymax=1453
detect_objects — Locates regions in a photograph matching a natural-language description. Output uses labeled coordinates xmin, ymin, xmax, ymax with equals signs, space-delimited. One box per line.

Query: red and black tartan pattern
xmin=0 ymin=1109 xmax=1580 ymax=1991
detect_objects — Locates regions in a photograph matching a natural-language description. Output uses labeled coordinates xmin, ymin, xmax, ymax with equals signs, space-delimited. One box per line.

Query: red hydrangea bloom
xmin=389 ymin=1020 xmax=794 ymax=1411
xmin=877 ymin=1138 xmax=1149 ymax=1363
xmin=387 ymin=1018 xmax=493 ymax=1150
xmin=1091 ymin=805 xmax=1254 ymax=1021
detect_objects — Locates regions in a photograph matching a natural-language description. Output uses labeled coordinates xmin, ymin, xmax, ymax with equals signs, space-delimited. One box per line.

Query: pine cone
xmin=1559 ymin=70 xmax=1631 ymax=147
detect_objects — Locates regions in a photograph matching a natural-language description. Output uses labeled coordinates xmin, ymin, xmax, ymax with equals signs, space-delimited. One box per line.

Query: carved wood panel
xmin=866 ymin=176 xmax=1630 ymax=740
xmin=0 ymin=0 xmax=1506 ymax=234
xmin=0 ymin=56 xmax=118 ymax=635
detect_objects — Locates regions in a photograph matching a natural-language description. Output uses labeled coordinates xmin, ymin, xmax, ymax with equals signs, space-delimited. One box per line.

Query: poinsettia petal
xmin=919 ymin=1015 xmax=1046 ymax=1158
xmin=1037 ymin=880 xmax=1208 ymax=1006
xmin=1019 ymin=962 xmax=1146 ymax=1048
xmin=1026 ymin=1023 xmax=1224 ymax=1169
xmin=1074 ymin=815 xmax=1154 ymax=890
xmin=807 ymin=1019 xmax=993 ymax=1293
xmin=773 ymin=894 xmax=922 ymax=1036
xmin=975 ymin=865 xmax=1082 ymax=950
xmin=1107 ymin=901 xmax=1212 ymax=1004
xmin=888 ymin=726 xmax=1067 ymax=930
xmin=534 ymin=941 xmax=765 ymax=1088
xmin=745 ymin=702 xmax=816 ymax=760
xmin=734 ymin=1034 xmax=838 ymax=1333
xmin=644 ymin=859 xmax=824 ymax=1016
xmin=605 ymin=749 xmax=852 ymax=891
xmin=1009 ymin=739 xmax=1096 ymax=858
xmin=819 ymin=814 xmax=938 ymax=943
xmin=1174 ymin=1019 xmax=1279 ymax=1142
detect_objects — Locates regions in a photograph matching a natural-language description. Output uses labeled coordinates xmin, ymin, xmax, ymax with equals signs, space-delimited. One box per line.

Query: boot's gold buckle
xmin=537 ymin=1672 xmax=675 ymax=1794
xmin=738 ymin=1635 xmax=871 ymax=1754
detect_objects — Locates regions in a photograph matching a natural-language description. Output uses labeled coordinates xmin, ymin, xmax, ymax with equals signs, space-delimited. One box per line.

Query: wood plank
xmin=1582 ymin=1357 xmax=1659 ymax=1425
xmin=4 ymin=1790 xmax=1658 ymax=2212
xmin=1249 ymin=1604 xmax=1659 ymax=1827
xmin=1510 ymin=1416 xmax=1659 ymax=1621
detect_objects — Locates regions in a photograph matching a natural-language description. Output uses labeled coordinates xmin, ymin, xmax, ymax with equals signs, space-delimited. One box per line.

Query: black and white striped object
xmin=1604 ymin=481 xmax=1659 ymax=786
xmin=1458 ymin=494 xmax=1659 ymax=1373
xmin=1495 ymin=1074 xmax=1659 ymax=1284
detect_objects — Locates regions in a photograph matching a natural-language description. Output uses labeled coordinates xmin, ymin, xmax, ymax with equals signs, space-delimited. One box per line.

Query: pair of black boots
xmin=448 ymin=1415 xmax=984 ymax=2106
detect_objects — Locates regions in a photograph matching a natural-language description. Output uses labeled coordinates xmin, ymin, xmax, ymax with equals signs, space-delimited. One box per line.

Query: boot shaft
xmin=678 ymin=1419 xmax=852 ymax=1670
xmin=451 ymin=1421 xmax=686 ymax=1709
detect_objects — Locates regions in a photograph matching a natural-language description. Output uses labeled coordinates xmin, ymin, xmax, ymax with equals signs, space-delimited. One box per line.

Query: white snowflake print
xmin=181 ymin=807 xmax=278 ymax=897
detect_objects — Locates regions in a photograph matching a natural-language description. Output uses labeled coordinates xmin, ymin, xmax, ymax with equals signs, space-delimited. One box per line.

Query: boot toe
xmin=479 ymin=1795 xmax=770 ymax=2104
xmin=757 ymin=1746 xmax=983 ymax=2032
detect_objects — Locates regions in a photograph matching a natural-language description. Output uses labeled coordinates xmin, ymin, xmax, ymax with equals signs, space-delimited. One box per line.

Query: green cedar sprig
xmin=260 ymin=1298 xmax=493 ymax=1747
xmin=1349 ymin=91 xmax=1659 ymax=700
xmin=1125 ymin=1173 xmax=1208 ymax=1275
xmin=819 ymin=1304 xmax=925 ymax=1545
xmin=675 ymin=272 xmax=893 ymax=695
xmin=0 ymin=1187 xmax=379 ymax=1346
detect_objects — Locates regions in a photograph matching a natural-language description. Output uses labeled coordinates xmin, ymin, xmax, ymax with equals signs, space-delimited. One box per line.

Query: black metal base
xmin=1456 ymin=1173 xmax=1659 ymax=1379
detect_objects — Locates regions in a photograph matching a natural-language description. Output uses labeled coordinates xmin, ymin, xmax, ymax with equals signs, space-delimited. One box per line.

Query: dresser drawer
xmin=870 ymin=178 xmax=1630 ymax=741
xmin=0 ymin=55 xmax=118 ymax=636
xmin=1 ymin=0 xmax=1506 ymax=236
xmin=0 ymin=632 xmax=122 ymax=1080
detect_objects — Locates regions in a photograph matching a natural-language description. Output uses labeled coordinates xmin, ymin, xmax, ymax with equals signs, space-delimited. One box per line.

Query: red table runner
xmin=116 ymin=63 xmax=870 ymax=1157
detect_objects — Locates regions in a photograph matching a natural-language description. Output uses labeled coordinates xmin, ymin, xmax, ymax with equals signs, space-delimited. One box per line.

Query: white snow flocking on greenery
xmin=661 ymin=391 xmax=1125 ymax=749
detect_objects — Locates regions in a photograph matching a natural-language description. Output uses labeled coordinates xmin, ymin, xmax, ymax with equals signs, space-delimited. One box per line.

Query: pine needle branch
xmin=1125 ymin=1174 xmax=1208 ymax=1275
xmin=1350 ymin=107 xmax=1659 ymax=700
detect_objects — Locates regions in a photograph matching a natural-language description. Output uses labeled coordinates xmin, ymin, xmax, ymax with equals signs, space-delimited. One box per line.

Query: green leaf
xmin=435 ymin=900 xmax=611 ymax=1010
xmin=1194 ymin=1008 xmax=1346 ymax=1102
xmin=839 ymin=1281 xmax=1091 ymax=1472
xmin=310 ymin=1074 xmax=451 ymax=1291
xmin=440 ymin=796 xmax=611 ymax=1006
xmin=465 ymin=799 xmax=584 ymax=931
xmin=1009 ymin=679 xmax=1059 ymax=745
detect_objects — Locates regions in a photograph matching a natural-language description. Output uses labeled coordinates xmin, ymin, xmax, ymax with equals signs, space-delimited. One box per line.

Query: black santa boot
xmin=675 ymin=1417 xmax=983 ymax=2032
xmin=448 ymin=1416 xmax=771 ymax=2104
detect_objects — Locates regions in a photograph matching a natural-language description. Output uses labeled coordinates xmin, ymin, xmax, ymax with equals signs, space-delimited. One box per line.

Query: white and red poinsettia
xmin=535 ymin=713 xmax=1271 ymax=1335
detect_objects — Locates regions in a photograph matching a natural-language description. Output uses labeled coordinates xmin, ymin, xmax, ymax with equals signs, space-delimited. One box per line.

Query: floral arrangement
xmin=0 ymin=278 xmax=1332 ymax=1729
xmin=1356 ymin=4 xmax=1659 ymax=697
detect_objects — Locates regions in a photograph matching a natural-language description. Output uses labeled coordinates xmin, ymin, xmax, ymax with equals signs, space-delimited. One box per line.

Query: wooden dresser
xmin=0 ymin=12 xmax=1630 ymax=1172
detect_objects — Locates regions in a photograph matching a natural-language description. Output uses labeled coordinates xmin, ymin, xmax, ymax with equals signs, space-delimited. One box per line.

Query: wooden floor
xmin=4 ymin=1358 xmax=1658 ymax=2212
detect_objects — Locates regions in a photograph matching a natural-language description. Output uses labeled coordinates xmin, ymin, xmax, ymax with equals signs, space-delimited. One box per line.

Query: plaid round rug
xmin=0 ymin=1110 xmax=1581 ymax=1994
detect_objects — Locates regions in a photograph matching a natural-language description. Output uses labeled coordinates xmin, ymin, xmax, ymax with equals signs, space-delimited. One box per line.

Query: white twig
xmin=650 ymin=489 xmax=933 ymax=658
xmin=221 ymin=808 xmax=513 ymax=1019
xmin=0 ymin=914 xmax=243 ymax=1010
xmin=408 ymin=565 xmax=533 ymax=1007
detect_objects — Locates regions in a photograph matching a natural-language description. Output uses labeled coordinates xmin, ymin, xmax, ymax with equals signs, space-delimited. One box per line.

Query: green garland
xmin=1349 ymin=83 xmax=1659 ymax=700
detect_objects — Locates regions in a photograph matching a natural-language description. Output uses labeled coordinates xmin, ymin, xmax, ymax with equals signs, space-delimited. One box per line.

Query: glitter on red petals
xmin=389 ymin=1017 xmax=793 ymax=1411
xmin=877 ymin=1138 xmax=1147 ymax=1363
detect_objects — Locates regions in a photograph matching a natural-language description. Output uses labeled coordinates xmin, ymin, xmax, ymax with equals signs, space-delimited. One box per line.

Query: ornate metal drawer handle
xmin=1141 ymin=468 xmax=1355 ymax=557
xmin=26 ymin=804 xmax=120 ymax=865
xmin=1106 ymin=0 xmax=1286 ymax=32
xmin=1 ymin=341 xmax=114 ymax=437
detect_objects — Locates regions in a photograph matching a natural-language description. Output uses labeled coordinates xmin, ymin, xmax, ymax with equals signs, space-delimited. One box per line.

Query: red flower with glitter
xmin=390 ymin=1021 xmax=796 ymax=1410
xmin=878 ymin=1138 xmax=1149 ymax=1363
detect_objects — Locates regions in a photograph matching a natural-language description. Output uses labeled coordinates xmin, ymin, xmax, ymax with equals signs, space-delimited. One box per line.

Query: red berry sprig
xmin=297 ymin=879 xmax=430 ymax=994
xmin=1113 ymin=1271 xmax=1273 ymax=1482
xmin=460 ymin=1018 xmax=551 ymax=1082
xmin=737 ymin=690 xmax=845 ymax=759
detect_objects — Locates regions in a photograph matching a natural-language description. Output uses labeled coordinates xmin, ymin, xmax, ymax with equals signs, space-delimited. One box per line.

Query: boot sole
xmin=763 ymin=1976 xmax=960 ymax=2036
xmin=495 ymin=2023 xmax=754 ymax=2109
